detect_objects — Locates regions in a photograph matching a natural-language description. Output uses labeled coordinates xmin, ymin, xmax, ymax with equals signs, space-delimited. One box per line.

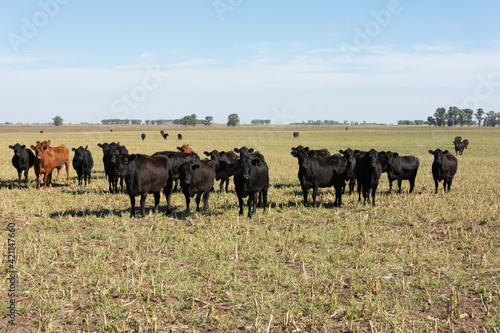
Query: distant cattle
xmin=428 ymin=149 xmax=458 ymax=194
xmin=163 ymin=133 xmax=169 ymax=140
xmin=98 ymin=142 xmax=128 ymax=193
xmin=453 ymin=141 xmax=467 ymax=155
xmin=40 ymin=130 xmax=43 ymax=133
xmin=30 ymin=140 xmax=70 ymax=189
xmin=178 ymin=134 xmax=182 ymax=140
xmin=234 ymin=155 xmax=269 ymax=218
xmin=463 ymin=139 xmax=469 ymax=149
xmin=160 ymin=130 xmax=164 ymax=135
xmin=9 ymin=143 xmax=35 ymax=184
xmin=114 ymin=154 xmax=173 ymax=218
xmin=204 ymin=150 xmax=239 ymax=192
xmin=381 ymin=151 xmax=419 ymax=193
xmin=291 ymin=148 xmax=348 ymax=207
xmin=454 ymin=136 xmax=462 ymax=144
xmin=177 ymin=144 xmax=194 ymax=153
xmin=110 ymin=129 xmax=113 ymax=132
xmin=179 ymin=159 xmax=217 ymax=213
xmin=346 ymin=126 xmax=349 ymax=131
xmin=355 ymin=149 xmax=383 ymax=206
xmin=141 ymin=133 xmax=146 ymax=140
xmin=72 ymin=146 xmax=94 ymax=186
xmin=293 ymin=132 xmax=299 ymax=138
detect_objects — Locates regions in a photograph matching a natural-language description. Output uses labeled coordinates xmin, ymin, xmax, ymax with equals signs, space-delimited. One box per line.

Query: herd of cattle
xmin=7 ymin=134 xmax=467 ymax=218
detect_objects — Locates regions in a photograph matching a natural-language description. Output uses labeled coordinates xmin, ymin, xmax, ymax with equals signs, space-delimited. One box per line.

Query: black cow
xmin=153 ymin=150 xmax=200 ymax=191
xmin=9 ymin=143 xmax=35 ymax=184
xmin=234 ymin=146 xmax=265 ymax=161
xmin=97 ymin=142 xmax=128 ymax=194
xmin=291 ymin=146 xmax=331 ymax=157
xmin=428 ymin=149 xmax=458 ymax=194
xmin=114 ymin=154 xmax=173 ymax=218
xmin=234 ymin=156 xmax=269 ymax=218
xmin=72 ymin=145 xmax=94 ymax=186
xmin=179 ymin=159 xmax=217 ymax=213
xmin=453 ymin=141 xmax=466 ymax=155
xmin=141 ymin=133 xmax=146 ymax=141
xmin=163 ymin=133 xmax=169 ymax=140
xmin=293 ymin=132 xmax=299 ymax=138
xmin=453 ymin=136 xmax=462 ymax=144
xmin=381 ymin=151 xmax=419 ymax=193
xmin=178 ymin=133 xmax=182 ymax=140
xmin=291 ymin=148 xmax=348 ymax=207
xmin=355 ymin=149 xmax=383 ymax=206
xmin=463 ymin=139 xmax=469 ymax=149
xmin=160 ymin=130 xmax=164 ymax=135
xmin=339 ymin=148 xmax=359 ymax=195
xmin=204 ymin=150 xmax=239 ymax=192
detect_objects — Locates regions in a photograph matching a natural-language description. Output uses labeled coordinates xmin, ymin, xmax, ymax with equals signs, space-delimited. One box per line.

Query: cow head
xmin=234 ymin=146 xmax=254 ymax=157
xmin=179 ymin=161 xmax=200 ymax=186
xmin=114 ymin=154 xmax=137 ymax=177
xmin=238 ymin=156 xmax=262 ymax=180
xmin=9 ymin=143 xmax=26 ymax=157
xmin=428 ymin=149 xmax=447 ymax=164
xmin=177 ymin=144 xmax=194 ymax=153
xmin=30 ymin=141 xmax=48 ymax=159
xmin=382 ymin=151 xmax=399 ymax=168
xmin=72 ymin=146 xmax=88 ymax=162
xmin=290 ymin=146 xmax=308 ymax=158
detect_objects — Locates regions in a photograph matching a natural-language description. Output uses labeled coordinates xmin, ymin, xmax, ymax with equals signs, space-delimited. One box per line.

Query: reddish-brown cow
xmin=177 ymin=144 xmax=194 ymax=153
xmin=30 ymin=140 xmax=70 ymax=189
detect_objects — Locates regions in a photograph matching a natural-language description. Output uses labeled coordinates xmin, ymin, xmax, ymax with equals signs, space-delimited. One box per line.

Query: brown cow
xmin=177 ymin=144 xmax=194 ymax=153
xmin=30 ymin=140 xmax=70 ymax=188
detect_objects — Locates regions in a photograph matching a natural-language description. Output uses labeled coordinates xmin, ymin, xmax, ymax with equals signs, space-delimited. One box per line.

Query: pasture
xmin=1 ymin=124 xmax=499 ymax=332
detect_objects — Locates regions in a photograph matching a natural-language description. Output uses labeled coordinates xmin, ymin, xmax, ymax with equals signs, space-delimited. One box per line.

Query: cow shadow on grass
xmin=0 ymin=179 xmax=71 ymax=190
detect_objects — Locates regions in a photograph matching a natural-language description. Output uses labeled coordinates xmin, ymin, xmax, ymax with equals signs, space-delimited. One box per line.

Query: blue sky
xmin=1 ymin=0 xmax=499 ymax=125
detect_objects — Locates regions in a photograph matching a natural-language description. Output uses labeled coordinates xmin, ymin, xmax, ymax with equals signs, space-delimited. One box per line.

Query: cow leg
xmin=23 ymin=168 xmax=29 ymax=184
xmin=247 ymin=194 xmax=254 ymax=218
xmin=238 ymin=195 xmax=245 ymax=216
xmin=397 ymin=179 xmax=403 ymax=194
xmin=195 ymin=192 xmax=202 ymax=211
xmin=357 ymin=182 xmax=362 ymax=202
xmin=36 ymin=172 xmax=41 ymax=189
xmin=434 ymin=179 xmax=439 ymax=194
xmin=334 ymin=184 xmax=342 ymax=207
xmin=153 ymin=192 xmax=161 ymax=214
xmin=140 ymin=193 xmax=147 ymax=217
xmin=66 ymin=162 xmax=70 ymax=181
xmin=164 ymin=179 xmax=173 ymax=215
xmin=47 ymin=172 xmax=53 ymax=188
xmin=225 ymin=178 xmax=230 ymax=192
xmin=409 ymin=176 xmax=415 ymax=193
xmin=447 ymin=179 xmax=453 ymax=192
xmin=55 ymin=167 xmax=62 ymax=182
xmin=129 ymin=195 xmax=136 ymax=218
xmin=371 ymin=186 xmax=377 ymax=207
xmin=17 ymin=170 xmax=22 ymax=184
xmin=262 ymin=189 xmax=268 ymax=212
xmin=302 ymin=188 xmax=309 ymax=207
xmin=202 ymin=191 xmax=210 ymax=212
xmin=184 ymin=194 xmax=191 ymax=213
xmin=119 ymin=177 xmax=124 ymax=193
xmin=312 ymin=186 xmax=319 ymax=207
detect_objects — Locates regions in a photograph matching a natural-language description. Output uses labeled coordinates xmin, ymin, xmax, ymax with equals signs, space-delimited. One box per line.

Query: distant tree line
xmin=102 ymin=115 xmax=215 ymax=126
xmin=251 ymin=119 xmax=271 ymax=124
xmin=397 ymin=120 xmax=426 ymax=125
xmin=427 ymin=107 xmax=499 ymax=127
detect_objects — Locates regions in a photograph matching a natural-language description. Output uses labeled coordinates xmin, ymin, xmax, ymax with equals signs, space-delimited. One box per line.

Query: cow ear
xmin=36 ymin=141 xmax=40 ymax=144
xmin=30 ymin=145 xmax=35 ymax=150
xmin=21 ymin=145 xmax=26 ymax=149
xmin=291 ymin=151 xmax=298 ymax=157
xmin=129 ymin=154 xmax=137 ymax=162
xmin=305 ymin=147 xmax=309 ymax=150
xmin=85 ymin=145 xmax=88 ymax=150
xmin=248 ymin=148 xmax=254 ymax=153
xmin=47 ymin=140 xmax=51 ymax=145
xmin=9 ymin=145 xmax=14 ymax=149
xmin=428 ymin=150 xmax=434 ymax=154
xmin=393 ymin=153 xmax=399 ymax=158
xmin=339 ymin=150 xmax=344 ymax=154
xmin=443 ymin=150 xmax=449 ymax=154
xmin=233 ymin=148 xmax=239 ymax=153
xmin=308 ymin=151 xmax=315 ymax=157
xmin=378 ymin=152 xmax=385 ymax=157
xmin=204 ymin=151 xmax=210 ymax=156
xmin=219 ymin=151 xmax=225 ymax=155
xmin=192 ymin=164 xmax=200 ymax=170
xmin=251 ymin=159 xmax=260 ymax=166
xmin=72 ymin=148 xmax=76 ymax=151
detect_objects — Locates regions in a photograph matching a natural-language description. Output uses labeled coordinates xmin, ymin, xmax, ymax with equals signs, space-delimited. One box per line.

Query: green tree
xmin=475 ymin=108 xmax=484 ymax=127
xmin=53 ymin=115 xmax=63 ymax=126
xmin=427 ymin=116 xmax=436 ymax=126
xmin=463 ymin=109 xmax=473 ymax=127
xmin=434 ymin=107 xmax=446 ymax=126
xmin=205 ymin=116 xmax=213 ymax=126
xmin=227 ymin=113 xmax=240 ymax=127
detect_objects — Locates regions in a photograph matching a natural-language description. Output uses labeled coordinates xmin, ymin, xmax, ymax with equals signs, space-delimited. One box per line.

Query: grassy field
xmin=1 ymin=124 xmax=499 ymax=332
